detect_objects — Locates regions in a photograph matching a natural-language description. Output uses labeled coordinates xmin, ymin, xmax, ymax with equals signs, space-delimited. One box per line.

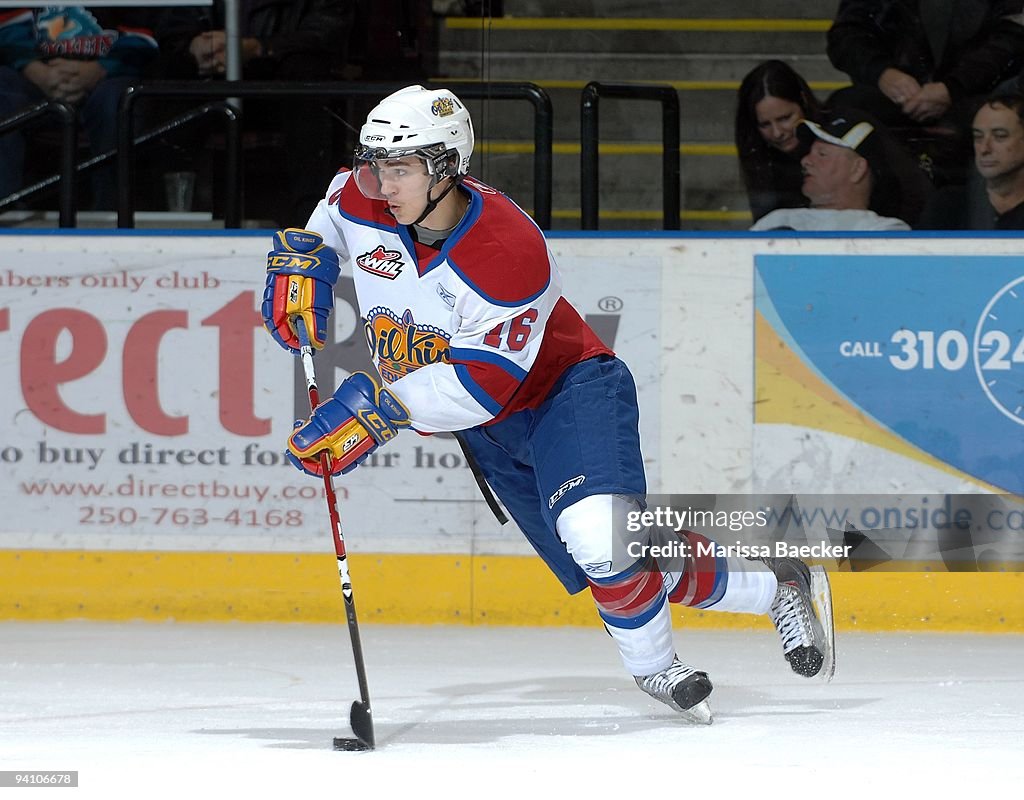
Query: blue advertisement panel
xmin=755 ymin=255 xmax=1024 ymax=495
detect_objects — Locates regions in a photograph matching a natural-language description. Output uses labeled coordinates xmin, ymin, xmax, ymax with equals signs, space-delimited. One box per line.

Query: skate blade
xmin=680 ymin=699 xmax=713 ymax=725
xmin=809 ymin=566 xmax=836 ymax=682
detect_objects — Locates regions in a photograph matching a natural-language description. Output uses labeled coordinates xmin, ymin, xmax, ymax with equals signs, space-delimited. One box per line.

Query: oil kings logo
xmin=431 ymin=97 xmax=456 ymax=117
xmin=356 ymin=245 xmax=405 ymax=280
xmin=549 ymin=475 xmax=585 ymax=508
xmin=365 ymin=307 xmax=451 ymax=383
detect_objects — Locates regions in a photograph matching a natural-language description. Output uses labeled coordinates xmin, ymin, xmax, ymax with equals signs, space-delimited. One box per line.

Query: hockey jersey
xmin=305 ymin=171 xmax=612 ymax=433
xmin=0 ymin=7 xmax=158 ymax=76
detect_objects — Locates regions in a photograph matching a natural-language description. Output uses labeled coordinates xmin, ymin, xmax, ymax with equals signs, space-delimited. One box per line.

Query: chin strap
xmin=411 ymin=177 xmax=460 ymax=226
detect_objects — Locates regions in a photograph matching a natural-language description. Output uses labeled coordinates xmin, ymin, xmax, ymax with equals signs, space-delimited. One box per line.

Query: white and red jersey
xmin=305 ymin=171 xmax=611 ymax=433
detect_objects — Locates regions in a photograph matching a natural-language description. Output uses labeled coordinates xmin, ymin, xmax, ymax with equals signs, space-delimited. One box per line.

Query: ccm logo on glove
xmin=287 ymin=372 xmax=411 ymax=477
xmin=268 ymin=253 xmax=322 ymax=270
xmin=261 ymin=228 xmax=341 ymax=353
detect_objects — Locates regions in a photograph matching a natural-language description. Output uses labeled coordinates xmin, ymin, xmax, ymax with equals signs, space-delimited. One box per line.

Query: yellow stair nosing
xmin=445 ymin=17 xmax=832 ymax=32
xmin=438 ymin=77 xmax=851 ymax=93
xmin=477 ymin=141 xmax=737 ymax=156
xmin=548 ymin=209 xmax=752 ymax=222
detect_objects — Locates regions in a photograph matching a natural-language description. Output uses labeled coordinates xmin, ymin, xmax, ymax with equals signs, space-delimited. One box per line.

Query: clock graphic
xmin=974 ymin=275 xmax=1024 ymax=425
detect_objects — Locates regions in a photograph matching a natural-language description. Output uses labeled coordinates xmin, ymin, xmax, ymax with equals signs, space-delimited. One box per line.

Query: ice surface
xmin=2 ymin=622 xmax=1022 ymax=798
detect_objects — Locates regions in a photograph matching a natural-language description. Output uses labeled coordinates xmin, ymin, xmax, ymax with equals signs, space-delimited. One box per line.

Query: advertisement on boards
xmin=0 ymin=235 xmax=660 ymax=553
xmin=755 ymin=254 xmax=1024 ymax=496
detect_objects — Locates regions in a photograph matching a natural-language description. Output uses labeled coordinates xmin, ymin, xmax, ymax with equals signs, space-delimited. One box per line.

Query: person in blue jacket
xmin=0 ymin=6 xmax=158 ymax=209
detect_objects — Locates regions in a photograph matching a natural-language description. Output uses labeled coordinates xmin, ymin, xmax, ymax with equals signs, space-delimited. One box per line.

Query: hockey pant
xmin=556 ymin=494 xmax=778 ymax=676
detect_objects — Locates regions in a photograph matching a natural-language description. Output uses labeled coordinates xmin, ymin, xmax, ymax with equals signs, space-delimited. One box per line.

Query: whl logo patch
xmin=356 ymin=245 xmax=404 ymax=280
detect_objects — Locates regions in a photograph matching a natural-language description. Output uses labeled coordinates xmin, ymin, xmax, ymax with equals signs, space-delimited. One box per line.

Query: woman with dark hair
xmin=735 ymin=60 xmax=824 ymax=221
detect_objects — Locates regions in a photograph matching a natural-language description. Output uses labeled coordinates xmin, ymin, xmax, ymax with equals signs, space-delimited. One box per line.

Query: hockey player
xmin=261 ymin=85 xmax=835 ymax=723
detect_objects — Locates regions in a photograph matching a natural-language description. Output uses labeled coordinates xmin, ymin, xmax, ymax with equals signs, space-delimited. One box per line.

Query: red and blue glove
xmin=262 ymin=228 xmax=340 ymax=353
xmin=287 ymin=372 xmax=411 ymax=477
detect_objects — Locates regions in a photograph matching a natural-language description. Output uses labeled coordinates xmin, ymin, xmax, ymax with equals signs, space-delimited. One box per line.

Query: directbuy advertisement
xmin=0 ymin=234 xmax=660 ymax=553
xmin=755 ymin=254 xmax=1024 ymax=496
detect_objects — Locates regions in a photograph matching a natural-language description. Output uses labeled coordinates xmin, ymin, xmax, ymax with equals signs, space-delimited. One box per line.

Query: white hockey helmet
xmin=353 ymin=85 xmax=474 ymax=199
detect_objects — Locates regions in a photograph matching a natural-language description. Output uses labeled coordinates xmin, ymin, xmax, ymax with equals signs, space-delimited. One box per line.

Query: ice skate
xmin=634 ymin=656 xmax=714 ymax=724
xmin=766 ymin=558 xmax=836 ymax=681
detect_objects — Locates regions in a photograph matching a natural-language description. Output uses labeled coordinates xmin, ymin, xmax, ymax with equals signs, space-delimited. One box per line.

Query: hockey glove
xmin=287 ymin=372 xmax=411 ymax=477
xmin=262 ymin=228 xmax=340 ymax=353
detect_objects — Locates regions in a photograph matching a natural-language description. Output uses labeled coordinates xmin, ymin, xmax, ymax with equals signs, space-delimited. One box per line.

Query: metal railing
xmin=116 ymin=80 xmax=554 ymax=229
xmin=0 ymin=100 xmax=77 ymax=227
xmin=1 ymin=100 xmax=241 ymax=227
xmin=580 ymin=81 xmax=680 ymax=230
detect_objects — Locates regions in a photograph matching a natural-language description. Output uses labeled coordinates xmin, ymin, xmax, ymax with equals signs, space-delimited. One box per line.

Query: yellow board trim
xmin=2 ymin=550 xmax=1021 ymax=632
xmin=445 ymin=17 xmax=832 ymax=32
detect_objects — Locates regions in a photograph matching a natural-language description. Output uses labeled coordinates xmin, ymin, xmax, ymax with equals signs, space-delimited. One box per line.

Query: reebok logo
xmin=356 ymin=245 xmax=405 ymax=280
xmin=549 ymin=475 xmax=585 ymax=509
xmin=436 ymin=283 xmax=456 ymax=307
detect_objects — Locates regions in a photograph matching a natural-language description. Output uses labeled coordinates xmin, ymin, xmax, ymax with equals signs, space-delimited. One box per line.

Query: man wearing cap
xmin=750 ymin=113 xmax=914 ymax=231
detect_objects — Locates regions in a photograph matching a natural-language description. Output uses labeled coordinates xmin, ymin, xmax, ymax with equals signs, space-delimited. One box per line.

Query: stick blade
xmin=350 ymin=699 xmax=375 ymax=748
xmin=332 ymin=700 xmax=374 ymax=751
xmin=333 ymin=736 xmax=371 ymax=751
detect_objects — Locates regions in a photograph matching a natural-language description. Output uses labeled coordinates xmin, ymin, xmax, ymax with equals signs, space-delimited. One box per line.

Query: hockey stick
xmin=292 ymin=316 xmax=375 ymax=752
xmin=453 ymin=431 xmax=508 ymax=525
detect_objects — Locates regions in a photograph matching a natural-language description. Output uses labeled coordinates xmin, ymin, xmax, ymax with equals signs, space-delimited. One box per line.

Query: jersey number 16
xmin=483 ymin=309 xmax=538 ymax=352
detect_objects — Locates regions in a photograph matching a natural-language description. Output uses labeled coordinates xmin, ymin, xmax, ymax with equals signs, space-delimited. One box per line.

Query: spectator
xmin=0 ymin=6 xmax=158 ymax=210
xmin=751 ymin=114 xmax=912 ymax=231
xmin=154 ymin=1 xmax=351 ymax=82
xmin=347 ymin=0 xmax=433 ymax=82
xmin=152 ymin=1 xmax=354 ymax=224
xmin=826 ymin=0 xmax=1024 ymax=186
xmin=735 ymin=60 xmax=825 ymax=222
xmin=919 ymin=92 xmax=1024 ymax=228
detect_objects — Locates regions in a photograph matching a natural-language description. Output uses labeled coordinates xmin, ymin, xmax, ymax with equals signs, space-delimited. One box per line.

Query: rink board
xmin=2 ymin=549 xmax=1022 ymax=631
xmin=3 ymin=232 xmax=1024 ymax=629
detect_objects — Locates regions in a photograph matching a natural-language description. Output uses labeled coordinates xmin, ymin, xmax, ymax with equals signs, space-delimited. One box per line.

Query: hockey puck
xmin=333 ymin=736 xmax=371 ymax=751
